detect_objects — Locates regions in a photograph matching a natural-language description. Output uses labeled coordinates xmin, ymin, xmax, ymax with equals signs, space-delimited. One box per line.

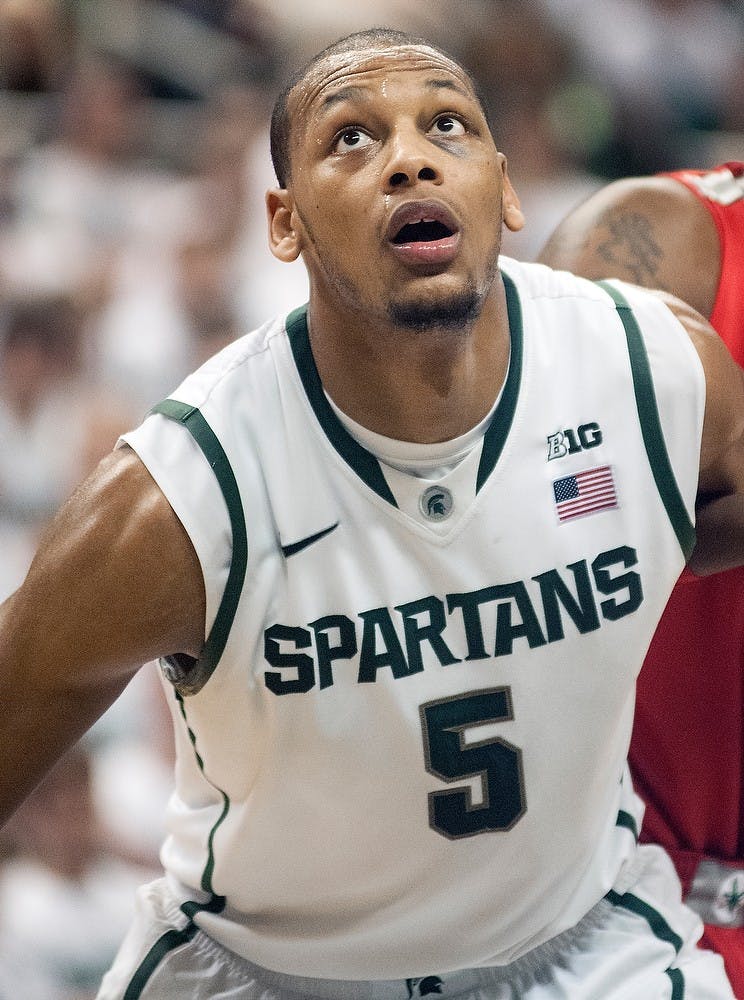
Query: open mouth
xmin=386 ymin=201 xmax=461 ymax=267
xmin=392 ymin=219 xmax=454 ymax=245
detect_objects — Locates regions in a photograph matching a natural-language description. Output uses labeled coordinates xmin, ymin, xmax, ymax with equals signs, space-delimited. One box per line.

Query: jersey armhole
xmin=596 ymin=280 xmax=696 ymax=561
xmin=151 ymin=398 xmax=248 ymax=695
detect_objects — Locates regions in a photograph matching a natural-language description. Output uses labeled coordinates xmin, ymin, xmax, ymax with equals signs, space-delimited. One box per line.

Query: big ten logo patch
xmin=547 ymin=423 xmax=602 ymax=461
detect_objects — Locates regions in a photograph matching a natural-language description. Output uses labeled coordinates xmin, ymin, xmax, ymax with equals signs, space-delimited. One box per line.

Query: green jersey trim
xmin=615 ymin=808 xmax=639 ymax=842
xmin=285 ymin=273 xmax=523 ymax=507
xmin=606 ymin=887 xmax=684 ymax=952
xmin=476 ymin=270 xmax=523 ymax=492
xmin=597 ymin=281 xmax=696 ymax=561
xmin=174 ymin=691 xmax=231 ymax=895
xmin=605 ymin=887 xmax=685 ymax=996
xmin=286 ymin=306 xmax=397 ymax=506
xmin=150 ymin=398 xmax=248 ymax=695
xmin=122 ymin=693 xmax=228 ymax=998
xmin=122 ymin=923 xmax=199 ymax=999
xmin=666 ymin=968 xmax=685 ymax=1000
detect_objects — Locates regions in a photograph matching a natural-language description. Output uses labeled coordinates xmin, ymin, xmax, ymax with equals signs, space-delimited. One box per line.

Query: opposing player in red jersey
xmin=539 ymin=161 xmax=744 ymax=996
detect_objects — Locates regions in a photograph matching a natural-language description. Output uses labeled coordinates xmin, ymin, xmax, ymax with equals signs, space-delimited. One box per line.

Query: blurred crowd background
xmin=0 ymin=1 xmax=741 ymax=996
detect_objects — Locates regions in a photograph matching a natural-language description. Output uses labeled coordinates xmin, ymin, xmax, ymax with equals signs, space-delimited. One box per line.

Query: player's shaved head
xmin=269 ymin=27 xmax=490 ymax=189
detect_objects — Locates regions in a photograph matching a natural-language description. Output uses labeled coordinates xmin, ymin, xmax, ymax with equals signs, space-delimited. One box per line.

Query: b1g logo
xmin=547 ymin=423 xmax=602 ymax=461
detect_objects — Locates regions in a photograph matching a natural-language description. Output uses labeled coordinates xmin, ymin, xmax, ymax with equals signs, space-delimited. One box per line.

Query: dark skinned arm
xmin=689 ymin=332 xmax=744 ymax=577
xmin=647 ymin=292 xmax=744 ymax=576
xmin=0 ymin=445 xmax=205 ymax=828
xmin=537 ymin=175 xmax=721 ymax=319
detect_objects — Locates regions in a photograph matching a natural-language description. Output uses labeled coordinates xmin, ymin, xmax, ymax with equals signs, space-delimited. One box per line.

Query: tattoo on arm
xmin=596 ymin=211 xmax=665 ymax=288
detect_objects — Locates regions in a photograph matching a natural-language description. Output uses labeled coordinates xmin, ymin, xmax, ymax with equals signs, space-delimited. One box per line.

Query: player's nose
xmin=382 ymin=127 xmax=443 ymax=192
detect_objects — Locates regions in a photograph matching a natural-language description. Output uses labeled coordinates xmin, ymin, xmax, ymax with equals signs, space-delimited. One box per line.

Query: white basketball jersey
xmin=122 ymin=257 xmax=705 ymax=980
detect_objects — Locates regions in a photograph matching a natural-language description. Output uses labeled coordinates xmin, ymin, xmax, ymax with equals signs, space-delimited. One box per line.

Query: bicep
xmin=672 ymin=299 xmax=744 ymax=503
xmin=537 ymin=177 xmax=719 ymax=318
xmin=536 ymin=179 xmax=662 ymax=280
xmin=0 ymin=446 xmax=205 ymax=823
xmin=687 ymin=333 xmax=744 ymax=574
xmin=699 ymin=365 xmax=744 ymax=505
xmin=9 ymin=445 xmax=206 ymax=674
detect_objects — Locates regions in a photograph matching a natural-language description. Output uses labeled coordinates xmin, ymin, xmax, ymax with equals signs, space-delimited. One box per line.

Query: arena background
xmin=0 ymin=2 xmax=741 ymax=995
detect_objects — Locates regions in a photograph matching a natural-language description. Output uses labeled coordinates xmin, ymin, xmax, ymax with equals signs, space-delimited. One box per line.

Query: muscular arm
xmin=537 ymin=176 xmax=721 ymax=319
xmin=653 ymin=292 xmax=744 ymax=575
xmin=0 ymin=445 xmax=205 ymax=827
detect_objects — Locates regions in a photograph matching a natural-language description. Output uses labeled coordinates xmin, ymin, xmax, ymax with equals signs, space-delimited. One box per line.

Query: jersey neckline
xmin=285 ymin=270 xmax=524 ymax=508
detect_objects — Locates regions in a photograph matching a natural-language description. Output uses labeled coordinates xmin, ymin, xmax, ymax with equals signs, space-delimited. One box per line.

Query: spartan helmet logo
xmin=713 ymin=872 xmax=744 ymax=924
xmin=419 ymin=485 xmax=454 ymax=522
xmin=406 ymin=976 xmax=444 ymax=997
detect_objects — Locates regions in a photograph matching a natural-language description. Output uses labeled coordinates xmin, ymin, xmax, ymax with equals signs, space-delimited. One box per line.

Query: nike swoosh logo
xmin=280 ymin=522 xmax=339 ymax=558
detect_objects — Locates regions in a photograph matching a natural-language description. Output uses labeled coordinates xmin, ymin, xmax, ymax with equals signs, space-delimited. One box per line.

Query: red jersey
xmin=629 ymin=162 xmax=744 ymax=993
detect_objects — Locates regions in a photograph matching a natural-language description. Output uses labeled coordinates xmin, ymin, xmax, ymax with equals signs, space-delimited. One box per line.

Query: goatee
xmin=388 ymin=288 xmax=483 ymax=332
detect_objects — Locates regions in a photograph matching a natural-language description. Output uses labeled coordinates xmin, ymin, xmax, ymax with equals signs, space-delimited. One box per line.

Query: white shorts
xmin=97 ymin=845 xmax=734 ymax=1000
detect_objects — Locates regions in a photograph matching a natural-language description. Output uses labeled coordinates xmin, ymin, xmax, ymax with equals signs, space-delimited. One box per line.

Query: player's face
xmin=269 ymin=45 xmax=519 ymax=331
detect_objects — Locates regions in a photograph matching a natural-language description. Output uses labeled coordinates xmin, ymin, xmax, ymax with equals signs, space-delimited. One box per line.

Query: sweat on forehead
xmin=269 ymin=28 xmax=486 ymax=189
xmin=296 ymin=46 xmax=469 ymax=113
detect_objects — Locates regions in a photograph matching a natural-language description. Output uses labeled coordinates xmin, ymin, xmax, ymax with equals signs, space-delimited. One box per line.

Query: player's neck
xmin=305 ymin=282 xmax=510 ymax=444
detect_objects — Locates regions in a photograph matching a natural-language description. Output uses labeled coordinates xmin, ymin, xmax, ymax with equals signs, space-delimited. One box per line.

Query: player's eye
xmin=430 ymin=115 xmax=466 ymax=137
xmin=334 ymin=128 xmax=374 ymax=153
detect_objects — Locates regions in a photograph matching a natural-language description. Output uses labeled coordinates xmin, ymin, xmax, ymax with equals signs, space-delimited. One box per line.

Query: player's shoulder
xmin=536 ymin=172 xmax=719 ymax=312
xmin=196 ymin=311 xmax=289 ymax=379
xmin=665 ymin=162 xmax=744 ymax=208
xmin=558 ymin=175 xmax=695 ymax=236
xmin=162 ymin=308 xmax=299 ymax=412
xmin=500 ymin=256 xmax=692 ymax=350
xmin=500 ymin=254 xmax=613 ymax=305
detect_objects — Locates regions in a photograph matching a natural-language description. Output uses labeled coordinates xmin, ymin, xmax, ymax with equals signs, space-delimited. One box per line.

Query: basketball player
xmin=538 ymin=161 xmax=744 ymax=996
xmin=1 ymin=30 xmax=744 ymax=999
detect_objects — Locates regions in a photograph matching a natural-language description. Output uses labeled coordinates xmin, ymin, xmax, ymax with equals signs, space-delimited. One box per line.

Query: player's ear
xmin=267 ymin=188 xmax=302 ymax=262
xmin=500 ymin=161 xmax=525 ymax=234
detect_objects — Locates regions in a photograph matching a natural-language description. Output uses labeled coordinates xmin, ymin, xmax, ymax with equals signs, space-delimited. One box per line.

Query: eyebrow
xmin=319 ymin=76 xmax=472 ymax=115
xmin=320 ymin=86 xmax=366 ymax=113
xmin=426 ymin=77 xmax=470 ymax=99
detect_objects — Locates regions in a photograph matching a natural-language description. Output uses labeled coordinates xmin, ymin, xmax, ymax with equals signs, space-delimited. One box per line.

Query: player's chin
xmin=387 ymin=285 xmax=484 ymax=332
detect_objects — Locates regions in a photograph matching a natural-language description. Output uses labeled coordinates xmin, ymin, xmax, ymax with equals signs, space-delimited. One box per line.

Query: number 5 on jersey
xmin=419 ymin=688 xmax=526 ymax=839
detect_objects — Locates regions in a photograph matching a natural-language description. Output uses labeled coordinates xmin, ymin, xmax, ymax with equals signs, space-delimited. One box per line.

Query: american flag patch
xmin=553 ymin=465 xmax=618 ymax=522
